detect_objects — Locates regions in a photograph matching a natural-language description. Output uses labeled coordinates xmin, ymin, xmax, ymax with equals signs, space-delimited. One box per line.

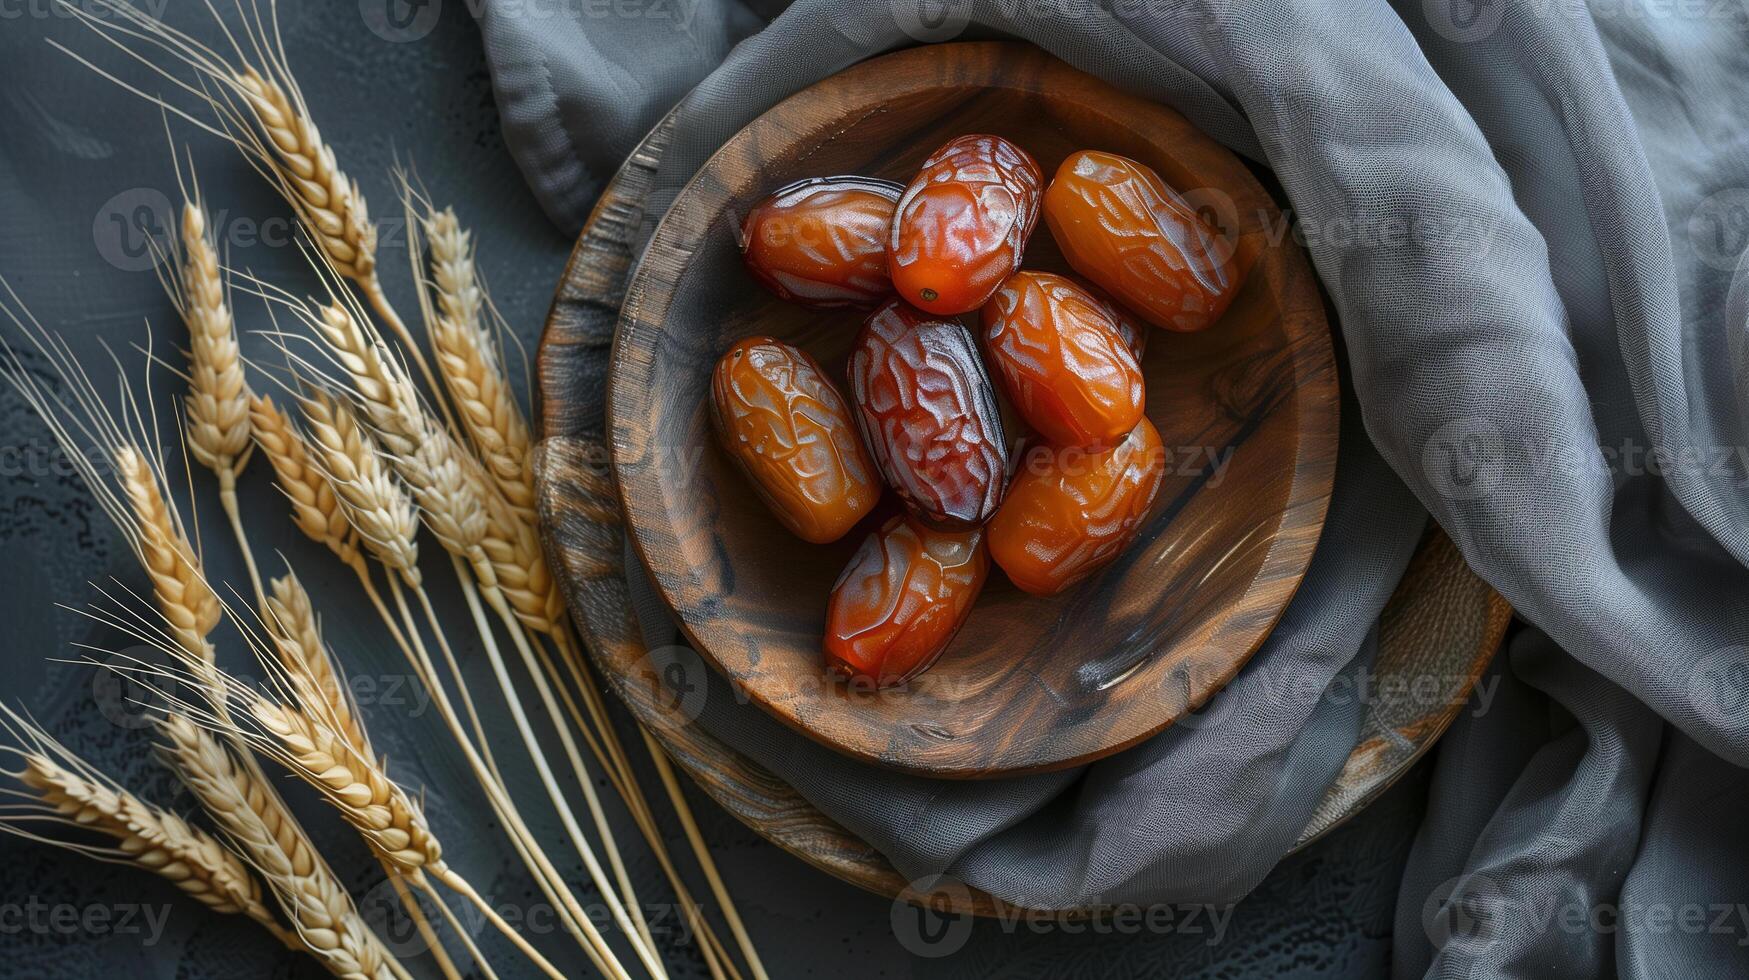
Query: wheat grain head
xmin=249 ymin=393 xmax=360 ymax=566
xmin=174 ymin=200 xmax=252 ymax=478
xmin=158 ymin=713 xmax=401 ymax=980
xmin=116 ymin=446 xmax=221 ymax=660
xmin=298 ymin=391 xmax=420 ymax=585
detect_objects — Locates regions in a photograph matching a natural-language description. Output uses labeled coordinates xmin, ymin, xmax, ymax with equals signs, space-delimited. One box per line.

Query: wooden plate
xmin=605 ymin=43 xmax=1339 ymax=777
xmin=537 ymin=42 xmax=1511 ymax=913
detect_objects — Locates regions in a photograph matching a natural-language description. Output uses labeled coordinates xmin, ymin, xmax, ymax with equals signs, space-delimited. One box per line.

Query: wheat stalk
xmin=0 ymin=709 xmax=291 ymax=945
xmin=263 ymin=571 xmax=369 ymax=755
xmin=157 ymin=713 xmax=408 ymax=980
xmin=116 ymin=445 xmax=221 ymax=663
xmin=423 ymin=208 xmax=533 ymax=523
xmin=171 ymin=199 xmax=252 ymax=479
xmin=298 ymin=390 xmax=421 ymax=585
xmin=250 ymin=392 xmax=361 ymax=567
xmin=412 ymin=200 xmax=760 ymax=978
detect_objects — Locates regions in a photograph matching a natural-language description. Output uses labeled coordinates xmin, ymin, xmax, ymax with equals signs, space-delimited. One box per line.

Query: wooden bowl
xmin=536 ymin=46 xmax=1513 ymax=913
xmin=606 ymin=43 xmax=1339 ymax=777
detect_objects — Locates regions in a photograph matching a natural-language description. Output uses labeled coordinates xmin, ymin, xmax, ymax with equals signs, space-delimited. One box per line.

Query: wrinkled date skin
xmin=825 ymin=516 xmax=987 ymax=686
xmin=988 ymin=417 xmax=1167 ymax=596
xmin=889 ymin=134 xmax=1043 ymax=316
xmin=1043 ymin=150 xmax=1239 ymax=333
xmin=849 ymin=299 xmax=1009 ymax=527
xmin=980 ymin=271 xmax=1145 ymax=449
xmin=1085 ymin=281 xmax=1148 ymax=363
xmin=710 ymin=336 xmax=879 ymax=544
xmin=741 ymin=176 xmax=903 ymax=309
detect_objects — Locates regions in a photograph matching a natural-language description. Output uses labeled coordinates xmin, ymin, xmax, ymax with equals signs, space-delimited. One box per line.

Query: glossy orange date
xmin=987 ymin=417 xmax=1166 ymax=596
xmin=710 ymin=337 xmax=878 ymax=543
xmin=1043 ymin=150 xmax=1239 ymax=333
xmin=849 ymin=299 xmax=1009 ymax=527
xmin=888 ymin=134 xmax=1042 ymax=316
xmin=980 ymin=271 xmax=1144 ymax=449
xmin=825 ymin=516 xmax=987 ymax=686
xmin=1085 ymin=281 xmax=1148 ymax=362
xmin=741 ymin=176 xmax=902 ymax=309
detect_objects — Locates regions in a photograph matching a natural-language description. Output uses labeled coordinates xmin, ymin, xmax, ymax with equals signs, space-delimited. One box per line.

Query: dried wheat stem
xmin=417 ymin=206 xmax=748 ymax=977
xmin=451 ymin=556 xmax=665 ymax=980
xmin=643 ymin=729 xmax=769 ymax=980
xmin=482 ymin=594 xmax=658 ymax=962
xmin=417 ymin=876 xmax=499 ymax=980
xmin=229 ymin=67 xmax=449 ymax=420
xmin=375 ymin=573 xmax=617 ymax=973
xmin=158 ymin=714 xmax=408 ymax=980
xmin=258 ymin=571 xmax=467 ymax=980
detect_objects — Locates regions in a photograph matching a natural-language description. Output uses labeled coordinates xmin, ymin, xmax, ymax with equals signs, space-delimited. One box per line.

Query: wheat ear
xmin=157 ymin=713 xmax=408 ymax=980
xmin=116 ymin=446 xmax=221 ymax=663
xmin=0 ymin=709 xmax=290 ymax=946
xmin=298 ymin=390 xmax=421 ymax=585
xmin=297 ymin=297 xmax=663 ymax=977
xmin=423 ymin=208 xmax=533 ymax=523
xmin=249 ymin=393 xmax=360 ymax=567
xmin=172 ymin=199 xmax=252 ymax=479
xmin=415 ymin=204 xmax=755 ymax=978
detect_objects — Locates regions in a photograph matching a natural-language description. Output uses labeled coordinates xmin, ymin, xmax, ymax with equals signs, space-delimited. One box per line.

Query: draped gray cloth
xmin=482 ymin=1 xmax=1749 ymax=973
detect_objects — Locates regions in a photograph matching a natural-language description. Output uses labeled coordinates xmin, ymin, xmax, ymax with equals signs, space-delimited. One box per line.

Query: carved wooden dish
xmin=536 ymin=42 xmax=1511 ymax=914
xmin=605 ymin=42 xmax=1339 ymax=777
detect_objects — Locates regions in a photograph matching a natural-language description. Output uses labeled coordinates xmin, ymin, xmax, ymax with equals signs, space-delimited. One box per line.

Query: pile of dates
xmin=713 ymin=135 xmax=1241 ymax=688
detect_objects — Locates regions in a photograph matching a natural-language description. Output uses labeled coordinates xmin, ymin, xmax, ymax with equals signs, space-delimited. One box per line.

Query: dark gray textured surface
xmin=0 ymin=2 xmax=1408 ymax=976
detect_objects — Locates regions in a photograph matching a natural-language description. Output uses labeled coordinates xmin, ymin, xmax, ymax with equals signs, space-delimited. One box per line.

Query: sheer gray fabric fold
xmin=486 ymin=0 xmax=1749 ymax=971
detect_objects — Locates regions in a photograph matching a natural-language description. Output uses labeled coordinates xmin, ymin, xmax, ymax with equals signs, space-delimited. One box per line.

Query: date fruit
xmin=849 ymin=299 xmax=1009 ymax=527
xmin=980 ymin=271 xmax=1145 ymax=449
xmin=710 ymin=336 xmax=878 ymax=543
xmin=741 ymin=176 xmax=903 ymax=309
xmin=889 ymin=134 xmax=1043 ymax=316
xmin=825 ymin=516 xmax=987 ymax=686
xmin=1085 ymin=281 xmax=1148 ymax=362
xmin=1043 ymin=150 xmax=1239 ymax=333
xmin=988 ymin=417 xmax=1166 ymax=596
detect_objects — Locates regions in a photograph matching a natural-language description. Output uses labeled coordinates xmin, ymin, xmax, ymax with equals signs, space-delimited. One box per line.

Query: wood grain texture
xmin=536 ymin=43 xmax=1511 ymax=915
xmin=607 ymin=42 xmax=1341 ymax=777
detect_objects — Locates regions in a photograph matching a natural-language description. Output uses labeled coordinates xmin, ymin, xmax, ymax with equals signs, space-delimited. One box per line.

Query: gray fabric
xmin=483 ymin=0 xmax=1749 ymax=972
